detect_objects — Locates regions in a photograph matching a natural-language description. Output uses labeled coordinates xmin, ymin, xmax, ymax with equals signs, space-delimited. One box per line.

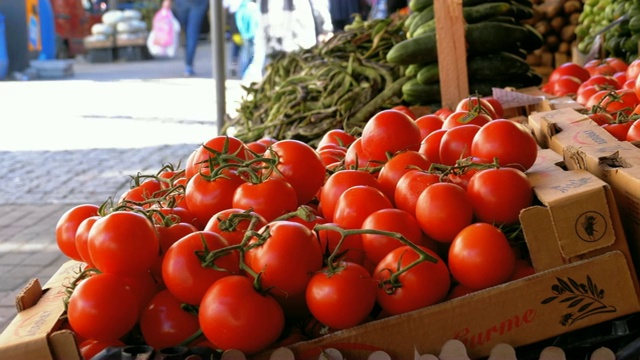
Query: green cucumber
xmin=416 ymin=62 xmax=440 ymax=84
xmin=410 ymin=3 xmax=514 ymax=38
xmin=414 ymin=52 xmax=531 ymax=84
xmin=409 ymin=0 xmax=433 ymax=13
xmin=388 ymin=22 xmax=535 ymax=65
xmin=405 ymin=63 xmax=426 ymax=77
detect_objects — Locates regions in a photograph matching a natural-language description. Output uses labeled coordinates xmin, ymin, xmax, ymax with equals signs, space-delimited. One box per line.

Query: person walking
xmin=173 ymin=0 xmax=209 ymax=76
xmin=329 ymin=0 xmax=362 ymax=32
xmin=235 ymin=0 xmax=260 ymax=78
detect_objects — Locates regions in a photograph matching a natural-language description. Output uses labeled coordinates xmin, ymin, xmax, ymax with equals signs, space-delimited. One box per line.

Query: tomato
xmin=605 ymin=57 xmax=628 ymax=73
xmin=318 ymin=148 xmax=346 ymax=167
xmin=306 ymin=261 xmax=377 ymax=329
xmin=483 ymin=97 xmax=504 ymax=119
xmin=361 ymin=109 xmax=422 ymax=162
xmin=434 ymin=106 xmax=454 ymax=119
xmin=627 ymin=58 xmax=640 ymax=81
xmin=74 ymin=215 xmax=100 ymax=266
xmin=550 ymin=75 xmax=582 ymax=97
xmin=316 ymin=222 xmax=365 ymax=265
xmin=67 ymin=272 xmax=139 ymax=342
xmin=333 ymin=185 xmax=393 ymax=230
xmin=549 ymin=62 xmax=591 ymax=84
xmin=320 ymin=169 xmax=381 ymax=221
xmin=602 ymin=120 xmax=634 ymax=141
xmin=151 ymin=221 xmax=198 ymax=281
xmin=448 ymin=223 xmax=516 ymax=290
xmin=88 ymin=211 xmax=159 ymax=275
xmin=419 ymin=128 xmax=447 ymax=164
xmin=162 ymin=231 xmax=240 ymax=305
xmin=204 ymin=208 xmax=267 ymax=246
xmin=394 ymin=170 xmax=441 ymax=216
xmin=232 ymin=177 xmax=299 ymax=222
xmin=414 ymin=114 xmax=444 ymax=140
xmin=415 ymin=182 xmax=473 ymax=243
xmin=373 ymin=245 xmax=450 ymax=315
xmin=79 ymin=339 xmax=124 ymax=360
xmin=244 ymin=221 xmax=324 ymax=315
xmin=187 ymin=169 xmax=244 ymax=226
xmin=245 ymin=140 xmax=269 ymax=156
xmin=627 ymin=119 xmax=640 ymax=142
xmin=185 ymin=136 xmax=250 ymax=180
xmin=265 ymin=139 xmax=326 ymax=205
xmin=576 ymin=85 xmax=600 ymax=106
xmin=360 ymin=208 xmax=424 ymax=265
xmin=442 ymin=110 xmax=491 ymax=129
xmin=123 ymin=271 xmax=160 ymax=315
xmin=587 ymin=112 xmax=615 ymax=126
xmin=391 ymin=105 xmax=417 ymax=120
xmin=585 ymin=59 xmax=616 ymax=77
xmin=140 ymin=289 xmax=200 ymax=349
xmin=56 ymin=204 xmax=100 ymax=261
xmin=344 ymin=137 xmax=377 ymax=169
xmin=470 ymin=119 xmax=538 ymax=172
xmin=586 ymin=89 xmax=639 ymax=117
xmin=445 ymin=156 xmax=491 ymax=190
xmin=439 ymin=124 xmax=481 ymax=166
xmin=445 ymin=283 xmax=475 ymax=300
xmin=635 ymin=72 xmax=640 ymax=102
xmin=317 ymin=129 xmax=357 ymax=150
xmin=510 ymin=259 xmax=536 ymax=281
xmin=199 ymin=275 xmax=285 ymax=355
xmin=466 ymin=167 xmax=533 ymax=225
xmin=613 ymin=71 xmax=627 ymax=88
xmin=377 ymin=150 xmax=430 ymax=203
xmin=455 ymin=96 xmax=499 ymax=119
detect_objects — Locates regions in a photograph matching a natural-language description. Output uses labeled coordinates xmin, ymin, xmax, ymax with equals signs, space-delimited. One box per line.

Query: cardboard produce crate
xmin=0 ymin=149 xmax=638 ymax=360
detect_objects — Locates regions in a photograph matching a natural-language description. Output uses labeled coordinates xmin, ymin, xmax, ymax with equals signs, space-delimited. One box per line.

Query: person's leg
xmin=184 ymin=1 xmax=208 ymax=75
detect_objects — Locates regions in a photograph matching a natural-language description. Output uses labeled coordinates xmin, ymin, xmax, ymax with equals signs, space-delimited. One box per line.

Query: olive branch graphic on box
xmin=541 ymin=275 xmax=616 ymax=326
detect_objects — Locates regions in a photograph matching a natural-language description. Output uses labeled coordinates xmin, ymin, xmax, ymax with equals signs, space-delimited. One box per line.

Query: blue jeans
xmin=173 ymin=0 xmax=208 ymax=69
xmin=238 ymin=38 xmax=254 ymax=78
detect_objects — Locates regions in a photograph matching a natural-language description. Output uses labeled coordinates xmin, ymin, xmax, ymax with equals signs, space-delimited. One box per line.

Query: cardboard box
xmin=263 ymin=149 xmax=640 ymax=360
xmin=2 ymin=150 xmax=638 ymax=360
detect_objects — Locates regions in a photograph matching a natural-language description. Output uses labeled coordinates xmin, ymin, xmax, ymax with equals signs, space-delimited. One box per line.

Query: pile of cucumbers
xmin=576 ymin=0 xmax=640 ymax=63
xmin=387 ymin=0 xmax=545 ymax=106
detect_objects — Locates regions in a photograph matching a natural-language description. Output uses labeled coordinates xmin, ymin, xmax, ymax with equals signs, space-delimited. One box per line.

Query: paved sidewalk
xmin=0 ymin=41 xmax=246 ymax=332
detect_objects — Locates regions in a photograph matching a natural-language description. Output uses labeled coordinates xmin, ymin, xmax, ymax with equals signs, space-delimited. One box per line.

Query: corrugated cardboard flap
xmin=527 ymin=157 xmax=615 ymax=259
xmin=15 ymin=278 xmax=43 ymax=312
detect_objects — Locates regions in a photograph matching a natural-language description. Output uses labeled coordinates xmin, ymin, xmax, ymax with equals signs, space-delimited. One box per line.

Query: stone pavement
xmin=0 ymin=41 xmax=246 ymax=333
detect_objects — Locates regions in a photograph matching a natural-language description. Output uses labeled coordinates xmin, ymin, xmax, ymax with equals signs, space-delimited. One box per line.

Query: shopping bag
xmin=147 ymin=7 xmax=180 ymax=58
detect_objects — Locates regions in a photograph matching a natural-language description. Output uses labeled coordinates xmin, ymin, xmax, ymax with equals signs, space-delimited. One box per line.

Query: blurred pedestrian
xmin=243 ymin=0 xmax=334 ymax=83
xmin=235 ymin=0 xmax=260 ymax=78
xmin=329 ymin=0 xmax=362 ymax=32
xmin=173 ymin=0 xmax=209 ymax=76
xmin=224 ymin=0 xmax=242 ymax=77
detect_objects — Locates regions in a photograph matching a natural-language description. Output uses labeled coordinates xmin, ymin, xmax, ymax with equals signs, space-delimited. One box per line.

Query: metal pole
xmin=210 ymin=0 xmax=226 ymax=135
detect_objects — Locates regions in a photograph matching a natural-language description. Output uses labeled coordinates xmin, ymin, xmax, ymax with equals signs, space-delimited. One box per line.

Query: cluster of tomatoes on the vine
xmin=55 ymin=96 xmax=540 ymax=358
xmin=542 ymin=57 xmax=640 ymax=142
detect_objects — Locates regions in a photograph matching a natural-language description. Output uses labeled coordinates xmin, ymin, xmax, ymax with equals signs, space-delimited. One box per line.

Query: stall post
xmin=210 ymin=0 xmax=226 ymax=135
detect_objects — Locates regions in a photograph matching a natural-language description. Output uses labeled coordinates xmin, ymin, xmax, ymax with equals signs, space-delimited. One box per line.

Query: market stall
xmin=1 ymin=0 xmax=640 ymax=359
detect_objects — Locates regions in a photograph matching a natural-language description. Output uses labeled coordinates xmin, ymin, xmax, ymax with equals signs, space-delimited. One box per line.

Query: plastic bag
xmin=147 ymin=7 xmax=180 ymax=58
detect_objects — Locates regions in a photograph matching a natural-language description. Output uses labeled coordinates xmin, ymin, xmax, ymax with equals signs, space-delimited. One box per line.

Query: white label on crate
xmin=492 ymin=88 xmax=544 ymax=109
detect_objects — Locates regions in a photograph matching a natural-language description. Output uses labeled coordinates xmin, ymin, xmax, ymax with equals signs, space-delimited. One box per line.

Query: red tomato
xmin=67 ymin=272 xmax=139 ymax=341
xmin=419 ymin=128 xmax=447 ymax=164
xmin=576 ymin=85 xmax=600 ymax=106
xmin=199 ymin=275 xmax=285 ymax=355
xmin=244 ymin=221 xmax=324 ymax=313
xmin=377 ymin=150 xmax=430 ymax=203
xmin=439 ymin=124 xmax=481 ymax=166
xmin=88 ymin=211 xmax=159 ymax=275
xmin=185 ymin=136 xmax=250 ymax=180
xmin=434 ymin=106 xmax=454 ymax=119
xmin=123 ymin=271 xmax=160 ymax=315
xmin=446 ymin=283 xmax=475 ymax=300
xmin=627 ymin=58 xmax=640 ymax=81
xmin=445 ymin=156 xmax=492 ymax=191
xmin=333 ymin=185 xmax=393 ymax=230
xmin=361 ymin=109 xmax=422 ymax=162
xmin=317 ymin=129 xmax=357 ymax=150
xmin=74 ymin=215 xmax=100 ymax=266
xmin=361 ymin=208 xmax=424 ymax=265
xmin=394 ymin=170 xmax=441 ymax=216
xmin=470 ymin=119 xmax=538 ymax=172
xmin=602 ymin=120 xmax=634 ymax=141
xmin=306 ymin=261 xmax=377 ymax=329
xmin=185 ymin=169 xmax=245 ymax=226
xmin=510 ymin=259 xmax=536 ymax=281
xmin=373 ymin=245 xmax=451 ymax=315
xmin=232 ymin=177 xmax=299 ymax=222
xmin=483 ymin=97 xmax=505 ymax=118
xmin=549 ymin=62 xmax=591 ymax=83
xmin=265 ymin=139 xmax=326 ymax=205
xmin=415 ymin=114 xmax=444 ymax=140
xmin=613 ymin=71 xmax=627 ymax=87
xmin=318 ymin=148 xmax=346 ymax=167
xmin=204 ymin=208 xmax=267 ymax=246
xmin=627 ymin=120 xmax=640 ymax=141
xmin=56 ymin=204 xmax=100 ymax=261
xmin=448 ymin=223 xmax=516 ymax=290
xmin=316 ymin=222 xmax=365 ymax=265
xmin=139 ymin=289 xmax=201 ymax=349
xmin=79 ymin=339 xmax=125 ymax=360
xmin=162 ymin=231 xmax=240 ymax=305
xmin=442 ymin=110 xmax=491 ymax=129
xmin=415 ymin=182 xmax=473 ymax=243
xmin=587 ymin=112 xmax=614 ymax=126
xmin=466 ymin=167 xmax=534 ymax=225
xmin=320 ymin=169 xmax=381 ymax=221
xmin=455 ymin=96 xmax=499 ymax=119
xmin=344 ymin=137 xmax=377 ymax=169
xmin=605 ymin=57 xmax=628 ymax=73
xmin=391 ymin=105 xmax=417 ymax=120
xmin=551 ymin=75 xmax=582 ymax=97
